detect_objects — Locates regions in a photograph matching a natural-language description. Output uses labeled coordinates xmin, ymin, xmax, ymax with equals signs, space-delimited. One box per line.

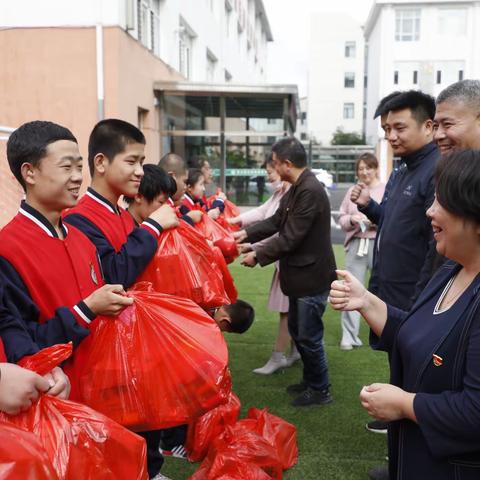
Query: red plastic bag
xmin=246 ymin=409 xmax=298 ymax=470
xmin=209 ymin=197 xmax=241 ymax=233
xmin=190 ymin=422 xmax=283 ymax=480
xmin=138 ymin=222 xmax=230 ymax=309
xmin=195 ymin=215 xmax=239 ymax=264
xmin=186 ymin=392 xmax=241 ymax=462
xmin=211 ymin=246 xmax=238 ymax=304
xmin=0 ymin=423 xmax=59 ymax=480
xmin=70 ymin=286 xmax=231 ymax=431
xmin=1 ymin=344 xmax=148 ymax=480
xmin=191 ymin=458 xmax=273 ymax=480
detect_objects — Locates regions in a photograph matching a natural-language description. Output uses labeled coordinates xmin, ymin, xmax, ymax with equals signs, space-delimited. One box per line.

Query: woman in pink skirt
xmin=338 ymin=152 xmax=385 ymax=350
xmin=228 ymin=155 xmax=300 ymax=374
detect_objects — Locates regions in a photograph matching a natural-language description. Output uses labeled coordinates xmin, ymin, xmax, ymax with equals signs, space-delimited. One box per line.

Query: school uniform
xmin=375 ymin=261 xmax=480 ymax=480
xmin=179 ymin=193 xmax=206 ymax=216
xmin=63 ymin=187 xmax=162 ymax=288
xmin=179 ymin=193 xmax=224 ymax=217
xmin=64 ymin=187 xmax=166 ymax=477
xmin=0 ymin=201 xmax=103 ymax=363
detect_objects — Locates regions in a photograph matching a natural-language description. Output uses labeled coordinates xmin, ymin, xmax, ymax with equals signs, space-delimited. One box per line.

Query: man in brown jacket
xmin=236 ymin=137 xmax=337 ymax=407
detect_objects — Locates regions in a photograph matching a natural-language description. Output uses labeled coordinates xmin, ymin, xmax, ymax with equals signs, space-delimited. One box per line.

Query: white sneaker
xmin=285 ymin=349 xmax=301 ymax=367
xmin=151 ymin=473 xmax=173 ymax=480
xmin=339 ymin=342 xmax=353 ymax=351
xmin=253 ymin=353 xmax=287 ymax=375
xmin=159 ymin=444 xmax=187 ymax=460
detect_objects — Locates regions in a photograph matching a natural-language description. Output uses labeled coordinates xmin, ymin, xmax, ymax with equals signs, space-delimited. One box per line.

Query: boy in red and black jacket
xmin=64 ymin=119 xmax=178 ymax=480
xmin=0 ymin=121 xmax=132 ymax=399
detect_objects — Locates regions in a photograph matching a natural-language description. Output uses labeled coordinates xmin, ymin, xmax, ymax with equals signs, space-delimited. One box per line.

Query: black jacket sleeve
xmin=64 ymin=213 xmax=158 ymax=288
xmin=0 ymin=258 xmax=93 ymax=363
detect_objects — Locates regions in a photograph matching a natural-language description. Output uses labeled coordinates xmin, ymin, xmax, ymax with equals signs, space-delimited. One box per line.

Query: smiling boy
xmin=0 ymin=121 xmax=133 ymax=397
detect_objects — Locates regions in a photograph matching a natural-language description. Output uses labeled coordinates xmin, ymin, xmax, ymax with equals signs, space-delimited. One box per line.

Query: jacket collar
xmin=86 ymin=187 xmax=120 ymax=215
xmin=19 ymin=200 xmax=68 ymax=238
xmin=402 ymin=142 xmax=438 ymax=171
xmin=292 ymin=168 xmax=311 ymax=186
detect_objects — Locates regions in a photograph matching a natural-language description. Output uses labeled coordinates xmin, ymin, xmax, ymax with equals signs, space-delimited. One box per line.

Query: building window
xmin=436 ymin=70 xmax=442 ymax=84
xmin=137 ymin=107 xmax=148 ymax=130
xmin=344 ymin=72 xmax=355 ymax=88
xmin=413 ymin=70 xmax=418 ymax=84
xmin=179 ymin=31 xmax=193 ymax=79
xmin=345 ymin=41 xmax=356 ymax=58
xmin=459 ymin=70 xmax=464 ymax=81
xmin=343 ymin=103 xmax=354 ymax=119
xmin=137 ymin=0 xmax=160 ymax=54
xmin=395 ymin=9 xmax=421 ymax=41
xmin=206 ymin=49 xmax=217 ymax=82
xmin=438 ymin=8 xmax=467 ymax=36
xmin=394 ymin=71 xmax=399 ymax=85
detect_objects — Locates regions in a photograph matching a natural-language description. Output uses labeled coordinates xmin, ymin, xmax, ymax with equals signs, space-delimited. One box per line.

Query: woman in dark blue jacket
xmin=330 ymin=149 xmax=480 ymax=480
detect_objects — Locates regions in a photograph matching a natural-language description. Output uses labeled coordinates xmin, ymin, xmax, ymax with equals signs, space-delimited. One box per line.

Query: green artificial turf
xmin=163 ymin=245 xmax=389 ymax=479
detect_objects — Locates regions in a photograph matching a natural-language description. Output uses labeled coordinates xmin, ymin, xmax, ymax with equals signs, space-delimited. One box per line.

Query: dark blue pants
xmin=288 ymin=292 xmax=330 ymax=391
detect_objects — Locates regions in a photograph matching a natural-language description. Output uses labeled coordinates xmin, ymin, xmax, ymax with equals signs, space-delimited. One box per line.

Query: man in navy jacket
xmin=352 ymin=91 xmax=439 ymax=312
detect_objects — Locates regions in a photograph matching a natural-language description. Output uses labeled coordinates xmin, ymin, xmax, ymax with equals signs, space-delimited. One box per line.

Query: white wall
xmin=0 ymin=0 xmax=271 ymax=84
xmin=308 ymin=12 xmax=365 ymax=145
xmin=365 ymin=0 xmax=480 ymax=145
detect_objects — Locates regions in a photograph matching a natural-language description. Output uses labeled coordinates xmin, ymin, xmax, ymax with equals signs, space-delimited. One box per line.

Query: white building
xmin=364 ymin=0 xmax=480 ymax=145
xmin=308 ymin=12 xmax=365 ymax=145
xmin=0 ymin=0 xmax=272 ymax=85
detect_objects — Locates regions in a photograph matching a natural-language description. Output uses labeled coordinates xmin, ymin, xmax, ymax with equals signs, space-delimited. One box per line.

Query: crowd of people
xmin=0 ymin=78 xmax=479 ymax=480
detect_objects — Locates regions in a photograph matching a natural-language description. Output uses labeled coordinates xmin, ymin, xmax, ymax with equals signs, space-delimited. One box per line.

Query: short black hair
xmin=158 ymin=153 xmax=187 ymax=176
xmin=381 ymin=90 xmax=435 ymax=124
xmin=88 ymin=119 xmax=145 ymax=176
xmin=124 ymin=164 xmax=177 ymax=204
xmin=7 ymin=120 xmax=77 ymax=190
xmin=435 ymin=150 xmax=480 ymax=224
xmin=186 ymin=169 xmax=204 ymax=188
xmin=271 ymin=137 xmax=307 ymax=168
xmin=223 ymin=299 xmax=255 ymax=334
xmin=374 ymin=91 xmax=402 ymax=119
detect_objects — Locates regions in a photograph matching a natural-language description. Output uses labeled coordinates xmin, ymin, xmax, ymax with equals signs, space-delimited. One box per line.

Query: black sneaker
xmin=368 ymin=465 xmax=389 ymax=480
xmin=291 ymin=387 xmax=332 ymax=407
xmin=366 ymin=420 xmax=388 ymax=434
xmin=286 ymin=381 xmax=308 ymax=395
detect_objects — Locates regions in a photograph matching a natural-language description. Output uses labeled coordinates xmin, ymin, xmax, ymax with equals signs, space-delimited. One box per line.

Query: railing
xmin=304 ymin=143 xmax=375 ymax=184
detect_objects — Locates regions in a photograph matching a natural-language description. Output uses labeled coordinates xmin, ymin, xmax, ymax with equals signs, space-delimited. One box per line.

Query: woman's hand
xmin=329 ymin=270 xmax=368 ymax=311
xmin=360 ymin=383 xmax=416 ymax=423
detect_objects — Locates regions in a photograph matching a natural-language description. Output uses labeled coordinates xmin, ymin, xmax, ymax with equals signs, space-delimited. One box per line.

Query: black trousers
xmin=138 ymin=430 xmax=164 ymax=478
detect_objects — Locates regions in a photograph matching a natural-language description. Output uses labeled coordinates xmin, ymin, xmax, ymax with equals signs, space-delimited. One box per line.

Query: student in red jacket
xmin=0 ymin=121 xmax=132 ymax=398
xmin=180 ymin=169 xmax=226 ymax=219
xmin=64 ymin=119 xmax=178 ymax=480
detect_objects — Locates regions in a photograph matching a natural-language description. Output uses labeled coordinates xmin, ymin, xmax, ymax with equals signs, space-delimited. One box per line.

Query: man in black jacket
xmin=351 ymin=91 xmax=439 ymax=311
xmin=236 ymin=137 xmax=336 ymax=407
